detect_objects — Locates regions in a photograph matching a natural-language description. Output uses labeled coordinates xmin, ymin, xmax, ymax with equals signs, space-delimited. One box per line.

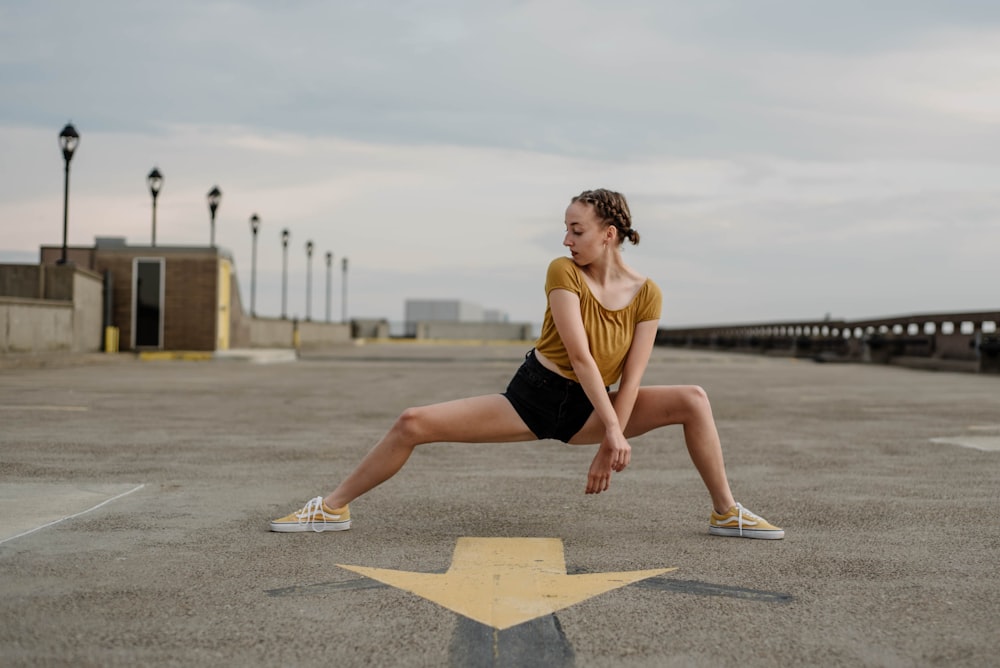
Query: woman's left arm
xmin=611 ymin=319 xmax=659 ymax=432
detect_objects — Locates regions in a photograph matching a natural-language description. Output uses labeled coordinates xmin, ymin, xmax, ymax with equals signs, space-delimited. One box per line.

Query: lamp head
xmin=147 ymin=167 xmax=163 ymax=197
xmin=207 ymin=186 xmax=222 ymax=215
xmin=59 ymin=123 xmax=79 ymax=162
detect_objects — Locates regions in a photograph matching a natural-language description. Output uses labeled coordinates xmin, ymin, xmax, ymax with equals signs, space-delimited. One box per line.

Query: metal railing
xmin=656 ymin=311 xmax=1000 ymax=373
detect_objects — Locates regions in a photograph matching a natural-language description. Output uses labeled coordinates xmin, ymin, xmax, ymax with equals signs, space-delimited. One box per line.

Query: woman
xmin=271 ymin=188 xmax=783 ymax=539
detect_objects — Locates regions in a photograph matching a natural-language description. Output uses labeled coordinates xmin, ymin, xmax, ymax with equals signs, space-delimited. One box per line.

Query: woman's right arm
xmin=548 ymin=288 xmax=632 ymax=493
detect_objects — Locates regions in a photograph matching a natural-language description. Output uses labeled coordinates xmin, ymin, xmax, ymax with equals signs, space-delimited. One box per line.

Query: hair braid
xmin=571 ymin=188 xmax=640 ymax=246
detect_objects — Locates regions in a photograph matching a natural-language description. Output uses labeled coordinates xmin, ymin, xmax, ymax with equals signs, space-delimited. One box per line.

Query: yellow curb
xmin=138 ymin=351 xmax=214 ymax=362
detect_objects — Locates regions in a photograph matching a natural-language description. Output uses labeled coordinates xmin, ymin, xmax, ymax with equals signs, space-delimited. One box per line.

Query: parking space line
xmin=0 ymin=405 xmax=89 ymax=411
xmin=0 ymin=483 xmax=145 ymax=547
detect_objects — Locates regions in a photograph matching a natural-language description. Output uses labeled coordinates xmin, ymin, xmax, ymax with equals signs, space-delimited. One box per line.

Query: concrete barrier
xmin=413 ymin=321 xmax=534 ymax=341
xmin=657 ymin=311 xmax=1000 ymax=373
xmin=246 ymin=317 xmax=352 ymax=349
xmin=0 ymin=298 xmax=74 ymax=353
xmin=0 ymin=264 xmax=104 ymax=354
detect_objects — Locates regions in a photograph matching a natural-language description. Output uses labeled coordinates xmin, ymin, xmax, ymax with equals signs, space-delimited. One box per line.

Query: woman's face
xmin=563 ymin=201 xmax=613 ymax=265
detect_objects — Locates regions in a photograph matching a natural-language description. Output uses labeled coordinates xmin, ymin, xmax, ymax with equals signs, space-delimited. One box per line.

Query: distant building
xmin=403 ymin=299 xmax=509 ymax=336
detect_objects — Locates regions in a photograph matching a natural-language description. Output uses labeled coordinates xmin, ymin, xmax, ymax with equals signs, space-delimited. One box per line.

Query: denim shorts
xmin=502 ymin=350 xmax=598 ymax=443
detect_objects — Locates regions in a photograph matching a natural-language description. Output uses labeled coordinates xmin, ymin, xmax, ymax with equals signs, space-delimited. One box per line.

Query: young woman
xmin=271 ymin=188 xmax=783 ymax=539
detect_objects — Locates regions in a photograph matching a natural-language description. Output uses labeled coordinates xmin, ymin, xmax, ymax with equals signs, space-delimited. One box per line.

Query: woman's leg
xmin=570 ymin=385 xmax=737 ymax=513
xmin=323 ymin=394 xmax=535 ymax=509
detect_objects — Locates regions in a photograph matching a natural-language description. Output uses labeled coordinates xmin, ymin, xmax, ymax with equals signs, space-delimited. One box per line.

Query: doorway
xmin=133 ymin=258 xmax=164 ymax=349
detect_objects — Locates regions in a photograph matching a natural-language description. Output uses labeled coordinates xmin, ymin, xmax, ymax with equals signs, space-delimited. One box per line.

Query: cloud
xmin=2 ymin=1 xmax=999 ymax=327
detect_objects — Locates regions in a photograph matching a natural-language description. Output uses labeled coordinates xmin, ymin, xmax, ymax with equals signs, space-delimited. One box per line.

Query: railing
xmin=656 ymin=311 xmax=1000 ymax=373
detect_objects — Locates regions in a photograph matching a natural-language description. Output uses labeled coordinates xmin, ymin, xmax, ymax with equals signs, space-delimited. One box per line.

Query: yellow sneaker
xmin=270 ymin=496 xmax=351 ymax=533
xmin=709 ymin=503 xmax=784 ymax=540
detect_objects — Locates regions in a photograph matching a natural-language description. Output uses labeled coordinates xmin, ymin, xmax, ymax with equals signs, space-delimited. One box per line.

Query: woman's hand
xmin=585 ymin=432 xmax=631 ymax=494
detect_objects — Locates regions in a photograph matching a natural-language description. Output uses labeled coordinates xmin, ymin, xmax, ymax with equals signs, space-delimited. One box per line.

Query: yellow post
xmin=104 ymin=326 xmax=120 ymax=353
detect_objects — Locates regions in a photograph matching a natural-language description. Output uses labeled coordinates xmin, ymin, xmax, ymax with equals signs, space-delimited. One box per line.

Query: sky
xmin=2 ymin=0 xmax=999 ymax=328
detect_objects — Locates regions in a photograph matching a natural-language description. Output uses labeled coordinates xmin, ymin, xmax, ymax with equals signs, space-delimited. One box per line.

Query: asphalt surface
xmin=1 ymin=343 xmax=998 ymax=667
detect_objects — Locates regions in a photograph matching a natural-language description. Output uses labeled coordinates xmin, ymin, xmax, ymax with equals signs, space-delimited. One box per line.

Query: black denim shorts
xmin=502 ymin=350 xmax=598 ymax=443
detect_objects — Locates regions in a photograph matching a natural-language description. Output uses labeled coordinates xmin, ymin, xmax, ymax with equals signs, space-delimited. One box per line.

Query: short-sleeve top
xmin=533 ymin=257 xmax=662 ymax=386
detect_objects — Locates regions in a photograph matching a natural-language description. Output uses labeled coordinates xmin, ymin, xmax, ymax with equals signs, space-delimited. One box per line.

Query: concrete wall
xmin=72 ymin=270 xmax=105 ymax=352
xmin=247 ymin=319 xmax=296 ymax=348
xmin=0 ymin=264 xmax=104 ymax=354
xmin=247 ymin=317 xmax=352 ymax=348
xmin=298 ymin=320 xmax=353 ymax=349
xmin=1 ymin=261 xmax=529 ymax=355
xmin=0 ymin=298 xmax=74 ymax=353
xmin=412 ymin=321 xmax=533 ymax=341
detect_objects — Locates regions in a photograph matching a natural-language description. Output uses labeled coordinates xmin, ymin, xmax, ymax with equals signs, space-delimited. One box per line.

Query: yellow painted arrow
xmin=338 ymin=537 xmax=675 ymax=630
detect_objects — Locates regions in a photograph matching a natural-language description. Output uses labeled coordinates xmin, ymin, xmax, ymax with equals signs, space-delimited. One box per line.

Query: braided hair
xmin=570 ymin=188 xmax=640 ymax=246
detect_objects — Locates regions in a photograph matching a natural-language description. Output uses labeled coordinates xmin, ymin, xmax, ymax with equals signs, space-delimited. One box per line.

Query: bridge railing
xmin=655 ymin=311 xmax=1000 ymax=373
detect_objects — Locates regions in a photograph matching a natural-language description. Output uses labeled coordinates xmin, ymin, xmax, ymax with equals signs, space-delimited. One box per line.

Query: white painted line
xmin=0 ymin=405 xmax=89 ymax=412
xmin=930 ymin=437 xmax=1000 ymax=452
xmin=0 ymin=483 xmax=145 ymax=547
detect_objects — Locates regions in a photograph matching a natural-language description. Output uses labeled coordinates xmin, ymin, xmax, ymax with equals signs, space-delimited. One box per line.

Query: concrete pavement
xmin=1 ymin=343 xmax=998 ymax=667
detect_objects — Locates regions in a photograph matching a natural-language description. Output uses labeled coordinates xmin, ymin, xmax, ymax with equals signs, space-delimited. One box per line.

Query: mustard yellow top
xmin=534 ymin=257 xmax=662 ymax=386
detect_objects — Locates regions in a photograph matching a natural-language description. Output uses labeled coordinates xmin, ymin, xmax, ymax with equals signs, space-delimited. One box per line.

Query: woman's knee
xmin=391 ymin=406 xmax=430 ymax=444
xmin=680 ymin=385 xmax=711 ymax=417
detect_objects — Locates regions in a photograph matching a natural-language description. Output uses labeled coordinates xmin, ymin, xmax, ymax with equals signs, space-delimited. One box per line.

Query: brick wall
xmin=163 ymin=256 xmax=217 ymax=350
xmin=93 ymin=248 xmax=221 ymax=351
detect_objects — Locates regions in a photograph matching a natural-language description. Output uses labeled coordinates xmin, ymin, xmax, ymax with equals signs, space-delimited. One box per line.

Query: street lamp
xmin=249 ymin=214 xmax=260 ymax=317
xmin=207 ymin=186 xmax=222 ymax=247
xmin=325 ymin=251 xmax=333 ymax=323
xmin=305 ymin=240 xmax=314 ymax=321
xmin=341 ymin=256 xmax=349 ymax=324
xmin=147 ymin=167 xmax=163 ymax=246
xmin=281 ymin=228 xmax=290 ymax=319
xmin=58 ymin=123 xmax=80 ymax=265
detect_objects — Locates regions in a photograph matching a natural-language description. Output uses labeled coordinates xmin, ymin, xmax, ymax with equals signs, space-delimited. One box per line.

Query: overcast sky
xmin=2 ymin=0 xmax=998 ymax=327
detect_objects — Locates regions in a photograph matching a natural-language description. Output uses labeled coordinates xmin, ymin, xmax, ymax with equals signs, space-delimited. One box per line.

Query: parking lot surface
xmin=1 ymin=343 xmax=998 ymax=667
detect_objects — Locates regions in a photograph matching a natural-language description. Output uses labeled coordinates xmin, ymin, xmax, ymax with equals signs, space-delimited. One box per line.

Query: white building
xmin=403 ymin=299 xmax=509 ymax=336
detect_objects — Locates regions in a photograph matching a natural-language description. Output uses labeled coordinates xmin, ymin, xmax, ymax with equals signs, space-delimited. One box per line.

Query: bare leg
xmin=570 ymin=385 xmax=737 ymax=513
xmin=324 ymin=394 xmax=535 ymax=509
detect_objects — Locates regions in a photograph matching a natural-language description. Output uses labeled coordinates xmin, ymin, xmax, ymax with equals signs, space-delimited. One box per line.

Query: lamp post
xmin=305 ymin=240 xmax=314 ymax=321
xmin=324 ymin=251 xmax=333 ymax=322
xmin=58 ymin=123 xmax=80 ymax=265
xmin=341 ymin=256 xmax=349 ymax=324
xmin=207 ymin=186 xmax=222 ymax=247
xmin=147 ymin=167 xmax=163 ymax=246
xmin=281 ymin=228 xmax=290 ymax=319
xmin=249 ymin=214 xmax=260 ymax=317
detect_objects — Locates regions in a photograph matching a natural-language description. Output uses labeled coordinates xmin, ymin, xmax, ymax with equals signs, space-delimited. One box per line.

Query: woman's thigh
xmin=403 ymin=394 xmax=538 ymax=444
xmin=567 ymin=385 xmax=704 ymax=445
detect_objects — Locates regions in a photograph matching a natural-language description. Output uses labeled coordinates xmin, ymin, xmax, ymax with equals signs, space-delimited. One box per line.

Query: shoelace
xmin=735 ymin=502 xmax=763 ymax=536
xmin=295 ymin=496 xmax=328 ymax=533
